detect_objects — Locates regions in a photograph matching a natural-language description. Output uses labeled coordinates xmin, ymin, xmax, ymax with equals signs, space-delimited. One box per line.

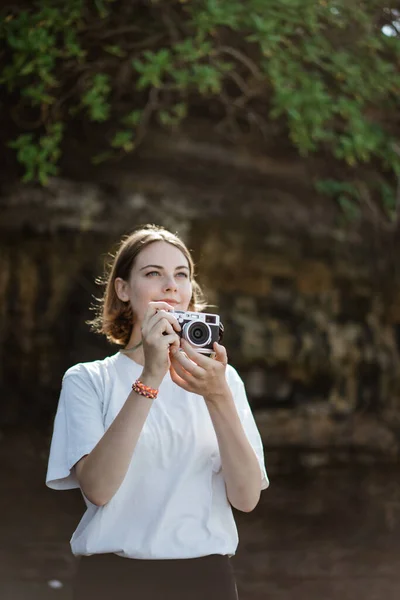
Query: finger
xmin=141 ymin=302 xmax=178 ymax=333
xmin=148 ymin=301 xmax=177 ymax=313
xmin=170 ymin=352 xmax=195 ymax=380
xmin=146 ymin=312 xmax=181 ymax=340
xmin=148 ymin=318 xmax=174 ymax=338
xmin=146 ymin=310 xmax=181 ymax=334
xmin=142 ymin=302 xmax=167 ymax=324
xmin=145 ymin=321 xmax=179 ymax=350
xmin=163 ymin=333 xmax=180 ymax=348
xmin=173 ymin=347 xmax=206 ymax=378
xmin=148 ymin=324 xmax=181 ymax=351
xmin=180 ymin=339 xmax=212 ymax=368
xmin=169 ymin=365 xmax=193 ymax=392
xmin=214 ymin=342 xmax=228 ymax=366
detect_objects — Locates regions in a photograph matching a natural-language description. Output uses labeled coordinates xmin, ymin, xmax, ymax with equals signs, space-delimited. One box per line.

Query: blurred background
xmin=1 ymin=1 xmax=400 ymax=599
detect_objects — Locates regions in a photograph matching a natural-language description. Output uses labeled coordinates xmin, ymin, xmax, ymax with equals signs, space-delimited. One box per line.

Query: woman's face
xmin=115 ymin=241 xmax=193 ymax=324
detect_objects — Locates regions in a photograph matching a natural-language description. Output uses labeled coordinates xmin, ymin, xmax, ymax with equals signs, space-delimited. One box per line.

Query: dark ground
xmin=1 ymin=431 xmax=400 ymax=600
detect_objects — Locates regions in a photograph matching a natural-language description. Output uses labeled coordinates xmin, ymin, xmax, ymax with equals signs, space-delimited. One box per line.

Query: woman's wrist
xmin=203 ymin=383 xmax=232 ymax=406
xmin=139 ymin=369 xmax=163 ymax=390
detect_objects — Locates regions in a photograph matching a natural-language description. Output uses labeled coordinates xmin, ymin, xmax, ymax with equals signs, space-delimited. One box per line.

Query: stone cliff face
xmin=1 ymin=137 xmax=400 ymax=467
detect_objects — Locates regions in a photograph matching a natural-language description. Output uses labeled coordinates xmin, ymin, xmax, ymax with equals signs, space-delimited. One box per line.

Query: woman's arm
xmin=203 ymin=387 xmax=262 ymax=512
xmin=74 ymin=371 xmax=159 ymax=507
xmin=170 ymin=340 xmax=263 ymax=513
xmin=75 ymin=302 xmax=181 ymax=506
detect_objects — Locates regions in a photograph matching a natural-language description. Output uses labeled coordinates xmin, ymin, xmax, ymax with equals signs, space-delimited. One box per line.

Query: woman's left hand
xmin=169 ymin=339 xmax=230 ymax=403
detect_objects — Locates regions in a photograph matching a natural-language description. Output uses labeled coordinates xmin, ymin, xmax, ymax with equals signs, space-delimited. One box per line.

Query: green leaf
xmin=92 ymin=150 xmax=114 ymax=165
xmin=81 ymin=73 xmax=111 ymax=122
xmin=121 ymin=110 xmax=143 ymax=127
xmin=103 ymin=44 xmax=126 ymax=58
xmin=111 ymin=130 xmax=134 ymax=151
xmin=338 ymin=195 xmax=360 ymax=221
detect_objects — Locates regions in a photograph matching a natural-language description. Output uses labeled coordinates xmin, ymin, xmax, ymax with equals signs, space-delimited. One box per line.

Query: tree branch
xmin=214 ymin=46 xmax=264 ymax=81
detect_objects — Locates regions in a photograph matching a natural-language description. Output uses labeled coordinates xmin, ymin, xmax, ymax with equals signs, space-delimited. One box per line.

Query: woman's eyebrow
xmin=139 ymin=264 xmax=190 ymax=271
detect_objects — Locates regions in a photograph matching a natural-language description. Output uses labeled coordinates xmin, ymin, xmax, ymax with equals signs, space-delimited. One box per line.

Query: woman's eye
xmin=145 ymin=271 xmax=188 ymax=278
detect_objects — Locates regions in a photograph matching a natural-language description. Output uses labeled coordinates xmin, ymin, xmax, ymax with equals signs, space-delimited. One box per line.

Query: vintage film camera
xmin=172 ymin=310 xmax=224 ymax=357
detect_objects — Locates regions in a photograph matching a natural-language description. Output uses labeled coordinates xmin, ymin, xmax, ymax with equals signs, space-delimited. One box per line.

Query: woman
xmin=46 ymin=224 xmax=268 ymax=600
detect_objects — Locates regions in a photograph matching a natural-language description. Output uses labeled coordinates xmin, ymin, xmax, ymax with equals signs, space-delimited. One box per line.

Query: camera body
xmin=172 ymin=310 xmax=223 ymax=356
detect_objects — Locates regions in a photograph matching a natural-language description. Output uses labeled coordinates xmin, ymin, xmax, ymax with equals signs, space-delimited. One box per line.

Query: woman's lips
xmin=159 ymin=299 xmax=179 ymax=306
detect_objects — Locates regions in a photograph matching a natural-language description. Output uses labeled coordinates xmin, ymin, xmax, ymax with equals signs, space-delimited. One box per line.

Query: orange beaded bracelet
xmin=132 ymin=379 xmax=158 ymax=399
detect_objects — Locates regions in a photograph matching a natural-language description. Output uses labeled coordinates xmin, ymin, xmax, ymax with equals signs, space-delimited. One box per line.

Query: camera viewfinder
xmin=205 ymin=315 xmax=217 ymax=324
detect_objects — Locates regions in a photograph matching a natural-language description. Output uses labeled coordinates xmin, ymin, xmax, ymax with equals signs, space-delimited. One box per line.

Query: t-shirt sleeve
xmin=46 ymin=364 xmax=105 ymax=490
xmin=226 ymin=365 xmax=269 ymax=491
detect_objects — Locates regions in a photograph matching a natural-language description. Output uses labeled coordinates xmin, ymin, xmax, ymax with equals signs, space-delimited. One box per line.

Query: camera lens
xmin=183 ymin=321 xmax=211 ymax=347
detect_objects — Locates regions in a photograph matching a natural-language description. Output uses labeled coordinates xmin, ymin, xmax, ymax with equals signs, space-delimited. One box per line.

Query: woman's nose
xmin=163 ymin=276 xmax=177 ymax=291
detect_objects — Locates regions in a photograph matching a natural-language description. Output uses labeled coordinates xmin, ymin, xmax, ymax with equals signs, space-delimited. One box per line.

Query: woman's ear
xmin=114 ymin=277 xmax=130 ymax=302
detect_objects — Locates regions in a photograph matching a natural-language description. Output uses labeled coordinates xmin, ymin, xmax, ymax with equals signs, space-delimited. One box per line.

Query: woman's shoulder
xmin=62 ymin=353 xmax=120 ymax=385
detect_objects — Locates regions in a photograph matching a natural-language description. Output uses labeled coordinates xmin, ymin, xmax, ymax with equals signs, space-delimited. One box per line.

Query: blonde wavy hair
xmin=88 ymin=225 xmax=207 ymax=346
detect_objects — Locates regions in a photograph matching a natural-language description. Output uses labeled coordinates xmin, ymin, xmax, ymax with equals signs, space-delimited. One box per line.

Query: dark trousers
xmin=73 ymin=553 xmax=238 ymax=600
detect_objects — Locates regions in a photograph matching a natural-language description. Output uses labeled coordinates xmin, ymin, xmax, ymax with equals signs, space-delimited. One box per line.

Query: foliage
xmin=1 ymin=0 xmax=400 ymax=216
xmin=315 ymin=177 xmax=398 ymax=227
xmin=315 ymin=179 xmax=362 ymax=222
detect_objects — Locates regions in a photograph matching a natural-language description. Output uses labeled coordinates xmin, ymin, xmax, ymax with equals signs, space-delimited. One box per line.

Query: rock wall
xmin=196 ymin=227 xmax=400 ymax=467
xmin=1 ymin=142 xmax=400 ymax=466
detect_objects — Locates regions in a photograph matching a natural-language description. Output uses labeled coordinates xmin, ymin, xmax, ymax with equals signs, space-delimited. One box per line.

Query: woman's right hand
xmin=140 ymin=302 xmax=181 ymax=386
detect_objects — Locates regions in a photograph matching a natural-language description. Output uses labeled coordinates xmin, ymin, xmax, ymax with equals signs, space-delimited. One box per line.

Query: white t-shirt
xmin=46 ymin=352 xmax=268 ymax=559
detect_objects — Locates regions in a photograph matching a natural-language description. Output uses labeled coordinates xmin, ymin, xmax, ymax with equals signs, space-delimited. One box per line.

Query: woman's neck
xmin=121 ymin=327 xmax=144 ymax=365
